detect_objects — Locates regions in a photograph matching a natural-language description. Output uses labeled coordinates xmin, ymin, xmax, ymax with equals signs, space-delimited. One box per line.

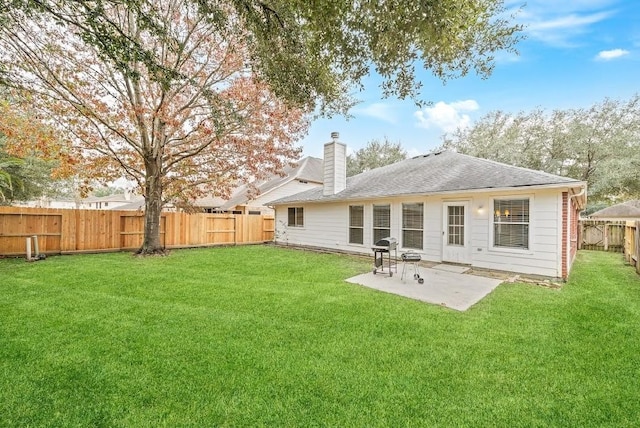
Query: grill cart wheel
xmin=418 ymin=278 xmax=424 ymax=284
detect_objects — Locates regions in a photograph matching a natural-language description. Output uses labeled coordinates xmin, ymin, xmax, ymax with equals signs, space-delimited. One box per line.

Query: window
xmin=287 ymin=207 xmax=304 ymax=227
xmin=493 ymin=199 xmax=529 ymax=249
xmin=402 ymin=203 xmax=423 ymax=249
xmin=349 ymin=205 xmax=364 ymax=244
xmin=448 ymin=205 xmax=465 ymax=246
xmin=373 ymin=204 xmax=390 ymax=244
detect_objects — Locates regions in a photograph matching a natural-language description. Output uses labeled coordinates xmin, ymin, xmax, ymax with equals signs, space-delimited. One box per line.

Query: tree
xmin=0 ymin=152 xmax=22 ymax=202
xmin=1 ymin=1 xmax=308 ymax=254
xmin=0 ymin=98 xmax=75 ymax=203
xmin=347 ymin=137 xmax=407 ymax=176
xmin=441 ymin=95 xmax=640 ymax=203
xmin=1 ymin=1 xmax=522 ymax=113
xmin=0 ymin=0 xmax=521 ymax=254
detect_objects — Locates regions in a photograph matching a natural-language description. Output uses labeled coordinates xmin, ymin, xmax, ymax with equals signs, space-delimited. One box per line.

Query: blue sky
xmin=298 ymin=0 xmax=640 ymax=159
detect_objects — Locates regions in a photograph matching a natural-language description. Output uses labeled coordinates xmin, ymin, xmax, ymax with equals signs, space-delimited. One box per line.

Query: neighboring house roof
xmin=271 ymin=150 xmax=584 ymax=205
xmin=196 ymin=156 xmax=323 ymax=209
xmin=109 ymin=198 xmax=146 ymax=210
xmin=84 ymin=193 xmax=134 ymax=203
xmin=589 ymin=200 xmax=640 ymax=219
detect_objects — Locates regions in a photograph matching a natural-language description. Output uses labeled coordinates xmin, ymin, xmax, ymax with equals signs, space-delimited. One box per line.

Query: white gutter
xmin=569 ymin=184 xmax=587 ymax=209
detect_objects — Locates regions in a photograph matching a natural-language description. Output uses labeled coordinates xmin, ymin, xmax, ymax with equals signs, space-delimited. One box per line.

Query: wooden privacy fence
xmin=624 ymin=220 xmax=640 ymax=275
xmin=0 ymin=206 xmax=275 ymax=256
xmin=579 ymin=219 xmax=640 ymax=275
xmin=579 ymin=220 xmax=626 ymax=252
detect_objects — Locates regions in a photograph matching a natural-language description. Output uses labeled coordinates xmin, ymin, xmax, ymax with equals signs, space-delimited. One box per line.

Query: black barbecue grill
xmin=372 ymin=237 xmax=397 ymax=276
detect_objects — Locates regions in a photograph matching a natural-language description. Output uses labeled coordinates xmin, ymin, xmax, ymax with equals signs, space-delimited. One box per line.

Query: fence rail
xmin=0 ymin=207 xmax=274 ymax=256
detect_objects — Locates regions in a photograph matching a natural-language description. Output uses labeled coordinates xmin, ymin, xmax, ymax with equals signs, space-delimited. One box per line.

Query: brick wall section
xmin=562 ymin=192 xmax=568 ymax=279
xmin=570 ymin=198 xmax=579 ymax=262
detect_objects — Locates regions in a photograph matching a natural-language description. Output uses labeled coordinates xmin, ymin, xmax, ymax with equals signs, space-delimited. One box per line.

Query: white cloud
xmin=525 ymin=11 xmax=613 ymax=46
xmin=355 ymin=102 xmax=397 ymax=124
xmin=414 ymin=100 xmax=479 ymax=133
xmin=595 ymin=48 xmax=630 ymax=60
xmin=511 ymin=0 xmax=615 ymax=47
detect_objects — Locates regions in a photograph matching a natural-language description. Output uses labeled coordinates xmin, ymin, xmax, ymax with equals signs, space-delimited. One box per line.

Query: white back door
xmin=442 ymin=202 xmax=471 ymax=264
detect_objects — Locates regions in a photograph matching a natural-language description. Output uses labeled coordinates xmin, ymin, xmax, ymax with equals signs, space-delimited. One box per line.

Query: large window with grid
xmin=402 ymin=203 xmax=423 ymax=249
xmin=287 ymin=207 xmax=304 ymax=227
xmin=447 ymin=205 xmax=465 ymax=246
xmin=349 ymin=205 xmax=364 ymax=244
xmin=493 ymin=199 xmax=529 ymax=249
xmin=372 ymin=204 xmax=391 ymax=244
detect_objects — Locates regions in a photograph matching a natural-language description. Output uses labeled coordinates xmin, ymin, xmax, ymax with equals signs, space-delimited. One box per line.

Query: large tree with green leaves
xmin=441 ymin=95 xmax=640 ymax=203
xmin=0 ymin=0 xmax=521 ymax=254
xmin=347 ymin=137 xmax=407 ymax=177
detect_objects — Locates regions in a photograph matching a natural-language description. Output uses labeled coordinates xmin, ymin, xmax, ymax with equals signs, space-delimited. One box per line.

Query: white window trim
xmin=287 ymin=206 xmax=305 ymax=228
xmin=372 ymin=203 xmax=392 ymax=244
xmin=348 ymin=204 xmax=365 ymax=246
xmin=401 ymin=202 xmax=424 ymax=250
xmin=489 ymin=195 xmax=534 ymax=254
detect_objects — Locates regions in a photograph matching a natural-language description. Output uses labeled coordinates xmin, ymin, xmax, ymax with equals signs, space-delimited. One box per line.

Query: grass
xmin=1 ymin=246 xmax=640 ymax=427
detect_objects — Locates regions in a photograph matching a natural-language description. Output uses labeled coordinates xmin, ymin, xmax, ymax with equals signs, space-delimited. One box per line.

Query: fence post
xmin=636 ymin=220 xmax=640 ymax=274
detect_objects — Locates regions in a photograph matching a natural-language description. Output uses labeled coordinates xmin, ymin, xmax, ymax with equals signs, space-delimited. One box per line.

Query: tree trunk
xmin=137 ymin=157 xmax=165 ymax=255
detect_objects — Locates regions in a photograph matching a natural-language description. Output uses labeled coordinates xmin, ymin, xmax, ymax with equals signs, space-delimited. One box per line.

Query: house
xmin=589 ymin=200 xmax=640 ymax=221
xmin=196 ymin=156 xmax=323 ymax=214
xmin=19 ymin=197 xmax=79 ymax=209
xmin=270 ymin=135 xmax=587 ymax=279
xmin=18 ymin=193 xmax=140 ymax=210
xmin=82 ymin=191 xmax=143 ymax=210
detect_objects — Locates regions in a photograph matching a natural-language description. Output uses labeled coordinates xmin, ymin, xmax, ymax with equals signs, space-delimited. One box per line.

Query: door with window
xmin=442 ymin=202 xmax=471 ymax=264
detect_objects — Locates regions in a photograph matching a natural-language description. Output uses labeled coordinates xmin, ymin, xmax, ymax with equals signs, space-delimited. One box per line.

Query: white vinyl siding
xmin=274 ymin=189 xmax=567 ymax=278
xmin=253 ymin=180 xmax=321 ymax=212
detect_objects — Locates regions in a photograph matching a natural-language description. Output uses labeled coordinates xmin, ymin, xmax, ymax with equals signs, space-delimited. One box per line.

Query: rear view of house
xmin=270 ymin=134 xmax=586 ymax=279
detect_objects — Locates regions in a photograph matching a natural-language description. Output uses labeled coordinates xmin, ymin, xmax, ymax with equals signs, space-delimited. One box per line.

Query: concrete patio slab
xmin=346 ymin=266 xmax=503 ymax=311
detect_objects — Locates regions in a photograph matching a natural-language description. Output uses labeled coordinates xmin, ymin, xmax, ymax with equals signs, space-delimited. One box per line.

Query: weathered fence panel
xmin=579 ymin=220 xmax=626 ymax=252
xmin=625 ymin=220 xmax=640 ymax=274
xmin=0 ymin=207 xmax=274 ymax=257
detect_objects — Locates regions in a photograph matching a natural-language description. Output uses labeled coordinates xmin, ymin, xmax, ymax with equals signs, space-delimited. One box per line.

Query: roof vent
xmin=330 ymin=131 xmax=339 ymax=141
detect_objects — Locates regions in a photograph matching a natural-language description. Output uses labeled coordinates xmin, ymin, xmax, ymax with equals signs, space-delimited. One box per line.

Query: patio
xmin=346 ymin=264 xmax=504 ymax=311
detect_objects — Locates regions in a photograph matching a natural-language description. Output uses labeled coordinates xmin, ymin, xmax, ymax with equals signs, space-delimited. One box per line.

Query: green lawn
xmin=1 ymin=247 xmax=639 ymax=427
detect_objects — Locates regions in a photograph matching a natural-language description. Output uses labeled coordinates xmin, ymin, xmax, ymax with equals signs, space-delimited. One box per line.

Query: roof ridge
xmin=453 ymin=151 xmax=580 ymax=181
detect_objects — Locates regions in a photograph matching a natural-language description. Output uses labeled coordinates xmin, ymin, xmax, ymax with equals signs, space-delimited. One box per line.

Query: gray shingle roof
xmin=196 ymin=156 xmax=323 ymax=209
xmin=590 ymin=200 xmax=640 ymax=218
xmin=270 ymin=150 xmax=583 ymax=205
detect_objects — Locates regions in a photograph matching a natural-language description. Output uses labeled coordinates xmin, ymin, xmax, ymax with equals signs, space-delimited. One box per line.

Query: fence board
xmin=0 ymin=207 xmax=274 ymax=257
xmin=580 ymin=220 xmax=625 ymax=252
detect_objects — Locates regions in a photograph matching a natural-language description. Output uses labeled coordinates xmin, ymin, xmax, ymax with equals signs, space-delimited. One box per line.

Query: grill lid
xmin=373 ymin=237 xmax=397 ymax=249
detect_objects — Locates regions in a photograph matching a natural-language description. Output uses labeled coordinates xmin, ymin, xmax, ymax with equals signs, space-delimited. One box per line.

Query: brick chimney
xmin=323 ymin=132 xmax=347 ymax=196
